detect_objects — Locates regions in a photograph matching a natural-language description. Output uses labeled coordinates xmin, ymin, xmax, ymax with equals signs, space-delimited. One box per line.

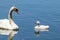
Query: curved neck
xmin=8 ymin=10 xmax=13 ymax=24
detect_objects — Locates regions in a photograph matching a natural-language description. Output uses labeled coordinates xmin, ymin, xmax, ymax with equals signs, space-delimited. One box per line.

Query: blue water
xmin=0 ymin=0 xmax=60 ymax=40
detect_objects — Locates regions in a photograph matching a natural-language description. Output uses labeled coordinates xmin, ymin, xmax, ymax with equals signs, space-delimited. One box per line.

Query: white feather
xmin=0 ymin=19 xmax=18 ymax=29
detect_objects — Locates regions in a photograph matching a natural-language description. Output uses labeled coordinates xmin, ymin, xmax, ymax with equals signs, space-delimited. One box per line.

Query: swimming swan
xmin=34 ymin=21 xmax=49 ymax=32
xmin=0 ymin=6 xmax=19 ymax=30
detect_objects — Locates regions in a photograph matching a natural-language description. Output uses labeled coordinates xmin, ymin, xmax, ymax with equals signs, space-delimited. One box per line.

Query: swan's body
xmin=0 ymin=6 xmax=19 ymax=30
xmin=0 ymin=19 xmax=18 ymax=29
xmin=34 ymin=21 xmax=49 ymax=32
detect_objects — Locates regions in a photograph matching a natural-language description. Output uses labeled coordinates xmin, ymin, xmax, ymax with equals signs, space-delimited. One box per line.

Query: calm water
xmin=0 ymin=0 xmax=60 ymax=40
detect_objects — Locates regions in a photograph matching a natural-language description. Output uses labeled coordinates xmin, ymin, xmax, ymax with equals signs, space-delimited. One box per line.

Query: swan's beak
xmin=15 ymin=9 xmax=19 ymax=14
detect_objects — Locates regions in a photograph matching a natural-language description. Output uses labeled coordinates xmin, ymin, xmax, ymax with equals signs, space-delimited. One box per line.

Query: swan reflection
xmin=35 ymin=31 xmax=40 ymax=37
xmin=34 ymin=29 xmax=49 ymax=37
xmin=0 ymin=29 xmax=18 ymax=40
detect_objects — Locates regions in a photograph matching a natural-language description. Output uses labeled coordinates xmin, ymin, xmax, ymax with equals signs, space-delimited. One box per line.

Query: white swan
xmin=0 ymin=6 xmax=19 ymax=30
xmin=34 ymin=21 xmax=49 ymax=32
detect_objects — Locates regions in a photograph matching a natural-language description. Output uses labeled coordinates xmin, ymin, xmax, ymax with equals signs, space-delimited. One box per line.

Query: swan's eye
xmin=15 ymin=9 xmax=18 ymax=14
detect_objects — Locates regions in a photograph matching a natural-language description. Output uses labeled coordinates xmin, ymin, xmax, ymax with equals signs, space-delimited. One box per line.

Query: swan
xmin=34 ymin=21 xmax=49 ymax=32
xmin=0 ymin=6 xmax=19 ymax=30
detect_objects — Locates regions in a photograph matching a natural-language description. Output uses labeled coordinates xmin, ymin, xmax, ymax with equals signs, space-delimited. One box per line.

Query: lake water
xmin=0 ymin=0 xmax=60 ymax=40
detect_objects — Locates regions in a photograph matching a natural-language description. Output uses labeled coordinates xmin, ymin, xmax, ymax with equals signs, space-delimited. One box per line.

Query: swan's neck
xmin=37 ymin=24 xmax=40 ymax=27
xmin=8 ymin=10 xmax=13 ymax=24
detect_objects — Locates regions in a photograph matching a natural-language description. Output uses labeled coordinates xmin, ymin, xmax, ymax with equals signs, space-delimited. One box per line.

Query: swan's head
xmin=36 ymin=21 xmax=40 ymax=25
xmin=10 ymin=6 xmax=18 ymax=13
